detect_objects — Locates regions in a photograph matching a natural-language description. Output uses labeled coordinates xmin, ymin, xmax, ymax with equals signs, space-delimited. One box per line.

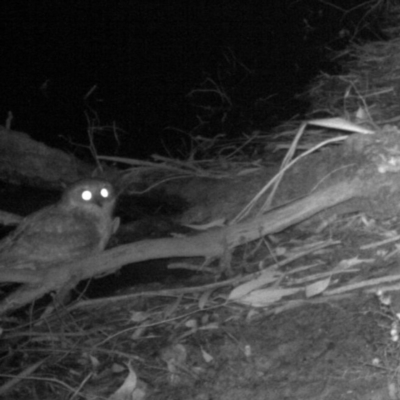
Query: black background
xmin=1 ymin=1 xmax=383 ymax=160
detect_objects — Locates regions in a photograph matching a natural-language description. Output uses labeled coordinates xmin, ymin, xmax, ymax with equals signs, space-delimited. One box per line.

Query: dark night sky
xmin=1 ymin=1 xmax=381 ymax=159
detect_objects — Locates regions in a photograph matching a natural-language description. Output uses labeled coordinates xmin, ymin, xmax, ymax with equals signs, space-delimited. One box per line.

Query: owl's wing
xmin=0 ymin=205 xmax=103 ymax=266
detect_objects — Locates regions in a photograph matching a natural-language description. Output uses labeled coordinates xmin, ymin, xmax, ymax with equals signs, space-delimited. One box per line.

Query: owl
xmin=0 ymin=179 xmax=118 ymax=269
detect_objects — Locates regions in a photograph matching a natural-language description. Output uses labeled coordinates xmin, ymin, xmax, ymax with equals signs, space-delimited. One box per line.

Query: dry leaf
xmin=305 ymin=277 xmax=331 ymax=298
xmin=109 ymin=363 xmax=138 ymax=400
xmin=228 ymin=268 xmax=280 ymax=300
xmin=334 ymin=257 xmax=373 ymax=271
xmin=234 ymin=287 xmax=301 ymax=307
xmin=198 ymin=290 xmax=212 ymax=309
xmin=309 ymin=117 xmax=374 ymax=134
xmin=201 ymin=348 xmax=214 ymax=363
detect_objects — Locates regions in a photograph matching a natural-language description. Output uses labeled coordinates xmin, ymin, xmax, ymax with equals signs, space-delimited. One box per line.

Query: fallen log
xmin=2 ymin=126 xmax=400 ymax=313
xmin=0 ymin=126 xmax=95 ymax=188
xmin=0 ymin=178 xmax=367 ymax=313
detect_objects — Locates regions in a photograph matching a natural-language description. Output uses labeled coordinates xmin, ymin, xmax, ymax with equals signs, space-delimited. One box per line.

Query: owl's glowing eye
xmin=100 ymin=188 xmax=110 ymax=198
xmin=81 ymin=190 xmax=93 ymax=201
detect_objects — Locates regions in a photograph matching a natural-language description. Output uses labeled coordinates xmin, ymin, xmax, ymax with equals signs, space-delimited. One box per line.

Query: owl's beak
xmin=93 ymin=198 xmax=103 ymax=207
xmin=95 ymin=196 xmax=116 ymax=211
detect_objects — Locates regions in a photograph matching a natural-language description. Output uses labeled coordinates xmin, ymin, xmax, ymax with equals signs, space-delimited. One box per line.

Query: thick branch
xmin=0 ymin=179 xmax=364 ymax=313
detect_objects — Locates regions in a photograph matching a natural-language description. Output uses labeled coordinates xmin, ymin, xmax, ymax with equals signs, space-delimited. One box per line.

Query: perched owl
xmin=0 ymin=179 xmax=118 ymax=269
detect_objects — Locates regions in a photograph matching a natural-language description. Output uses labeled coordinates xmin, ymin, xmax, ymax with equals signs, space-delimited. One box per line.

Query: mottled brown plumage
xmin=0 ymin=179 xmax=118 ymax=269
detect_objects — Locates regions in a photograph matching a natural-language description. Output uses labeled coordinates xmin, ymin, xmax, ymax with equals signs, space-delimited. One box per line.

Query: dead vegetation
xmin=5 ymin=2 xmax=400 ymax=400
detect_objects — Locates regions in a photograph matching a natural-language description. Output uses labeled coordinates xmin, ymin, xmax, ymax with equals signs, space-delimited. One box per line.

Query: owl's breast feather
xmin=0 ymin=201 xmax=116 ymax=268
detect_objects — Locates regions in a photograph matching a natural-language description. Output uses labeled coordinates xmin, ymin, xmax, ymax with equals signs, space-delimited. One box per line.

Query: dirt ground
xmin=3 ymin=262 xmax=399 ymax=400
xmin=147 ymin=297 xmax=394 ymax=400
xmin=134 ymin=216 xmax=400 ymax=400
xmin=3 ymin=191 xmax=400 ymax=400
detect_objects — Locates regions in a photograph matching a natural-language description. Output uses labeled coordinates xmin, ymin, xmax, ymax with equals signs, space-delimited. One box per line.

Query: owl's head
xmin=61 ymin=179 xmax=116 ymax=213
